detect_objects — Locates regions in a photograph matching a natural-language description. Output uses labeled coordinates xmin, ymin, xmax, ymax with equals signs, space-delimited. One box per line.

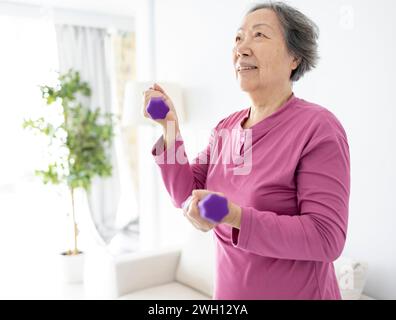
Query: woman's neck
xmin=247 ymin=85 xmax=293 ymax=126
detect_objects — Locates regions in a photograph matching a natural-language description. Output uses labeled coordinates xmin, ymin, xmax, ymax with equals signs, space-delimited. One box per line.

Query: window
xmin=0 ymin=15 xmax=68 ymax=298
xmin=0 ymin=13 xmax=138 ymax=297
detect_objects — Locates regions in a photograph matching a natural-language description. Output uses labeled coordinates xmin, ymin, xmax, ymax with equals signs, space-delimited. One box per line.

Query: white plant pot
xmin=60 ymin=251 xmax=85 ymax=283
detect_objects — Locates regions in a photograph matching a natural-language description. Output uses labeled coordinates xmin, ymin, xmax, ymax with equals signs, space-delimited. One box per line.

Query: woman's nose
xmin=235 ymin=42 xmax=252 ymax=57
xmin=237 ymin=50 xmax=250 ymax=57
xmin=236 ymin=48 xmax=251 ymax=57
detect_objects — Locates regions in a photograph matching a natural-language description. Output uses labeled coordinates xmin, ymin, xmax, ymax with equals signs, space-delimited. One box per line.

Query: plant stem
xmin=70 ymin=187 xmax=79 ymax=255
xmin=63 ymin=97 xmax=79 ymax=255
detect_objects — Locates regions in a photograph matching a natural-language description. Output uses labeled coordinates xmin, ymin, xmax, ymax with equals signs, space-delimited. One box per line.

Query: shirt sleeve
xmin=231 ymin=118 xmax=350 ymax=263
xmin=151 ymin=121 xmax=223 ymax=208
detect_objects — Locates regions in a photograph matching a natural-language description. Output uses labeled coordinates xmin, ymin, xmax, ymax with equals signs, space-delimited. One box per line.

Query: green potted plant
xmin=23 ymin=69 xmax=115 ymax=282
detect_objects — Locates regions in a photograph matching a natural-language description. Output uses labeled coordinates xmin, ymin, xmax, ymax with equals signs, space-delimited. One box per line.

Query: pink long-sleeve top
xmin=151 ymin=94 xmax=350 ymax=300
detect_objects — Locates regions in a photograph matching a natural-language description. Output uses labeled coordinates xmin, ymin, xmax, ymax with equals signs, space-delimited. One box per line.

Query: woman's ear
xmin=291 ymin=56 xmax=302 ymax=71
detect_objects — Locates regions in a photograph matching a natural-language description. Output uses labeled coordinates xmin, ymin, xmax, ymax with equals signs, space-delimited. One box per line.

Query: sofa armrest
xmin=111 ymin=247 xmax=181 ymax=297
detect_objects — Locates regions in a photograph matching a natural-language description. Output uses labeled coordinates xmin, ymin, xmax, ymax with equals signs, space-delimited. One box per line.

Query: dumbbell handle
xmin=147 ymin=97 xmax=170 ymax=120
xmin=182 ymin=194 xmax=229 ymax=224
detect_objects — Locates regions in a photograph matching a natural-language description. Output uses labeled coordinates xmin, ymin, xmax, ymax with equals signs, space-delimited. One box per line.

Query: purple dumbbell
xmin=182 ymin=194 xmax=229 ymax=224
xmin=147 ymin=97 xmax=170 ymax=120
xmin=198 ymin=194 xmax=229 ymax=223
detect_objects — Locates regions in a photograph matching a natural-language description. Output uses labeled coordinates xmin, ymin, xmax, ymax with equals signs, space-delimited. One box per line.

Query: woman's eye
xmin=255 ymin=32 xmax=266 ymax=38
xmin=235 ymin=36 xmax=241 ymax=42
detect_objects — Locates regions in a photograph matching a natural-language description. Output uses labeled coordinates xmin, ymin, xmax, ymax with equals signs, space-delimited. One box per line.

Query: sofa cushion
xmin=118 ymin=282 xmax=210 ymax=300
xmin=175 ymin=229 xmax=215 ymax=297
xmin=333 ymin=257 xmax=368 ymax=300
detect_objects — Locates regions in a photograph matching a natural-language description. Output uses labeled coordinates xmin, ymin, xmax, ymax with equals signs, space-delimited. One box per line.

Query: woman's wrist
xmin=162 ymin=120 xmax=180 ymax=149
xmin=223 ymin=201 xmax=242 ymax=229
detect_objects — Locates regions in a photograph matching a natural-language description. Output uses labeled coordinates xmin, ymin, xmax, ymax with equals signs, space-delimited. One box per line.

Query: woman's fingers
xmin=186 ymin=214 xmax=212 ymax=232
xmin=153 ymin=83 xmax=168 ymax=96
xmin=184 ymin=196 xmax=215 ymax=232
xmin=182 ymin=196 xmax=193 ymax=213
xmin=143 ymin=89 xmax=163 ymax=102
xmin=192 ymin=189 xmax=224 ymax=198
xmin=148 ymin=83 xmax=166 ymax=96
xmin=186 ymin=197 xmax=200 ymax=220
xmin=182 ymin=189 xmax=228 ymax=232
xmin=153 ymin=83 xmax=173 ymax=103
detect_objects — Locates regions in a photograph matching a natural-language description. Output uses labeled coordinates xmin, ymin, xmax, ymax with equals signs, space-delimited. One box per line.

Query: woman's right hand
xmin=142 ymin=83 xmax=179 ymax=128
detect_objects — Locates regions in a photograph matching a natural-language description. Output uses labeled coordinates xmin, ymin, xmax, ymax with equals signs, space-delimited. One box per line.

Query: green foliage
xmin=23 ymin=69 xmax=115 ymax=191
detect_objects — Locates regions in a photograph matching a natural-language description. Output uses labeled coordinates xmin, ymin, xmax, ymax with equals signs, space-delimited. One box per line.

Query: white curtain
xmin=55 ymin=25 xmax=120 ymax=243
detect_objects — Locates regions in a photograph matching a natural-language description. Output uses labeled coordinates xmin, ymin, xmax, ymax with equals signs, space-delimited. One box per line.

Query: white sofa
xmin=110 ymin=230 xmax=372 ymax=300
xmin=112 ymin=229 xmax=214 ymax=300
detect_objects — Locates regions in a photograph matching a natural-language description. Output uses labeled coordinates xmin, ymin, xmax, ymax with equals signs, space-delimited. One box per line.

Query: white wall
xmin=152 ymin=0 xmax=396 ymax=299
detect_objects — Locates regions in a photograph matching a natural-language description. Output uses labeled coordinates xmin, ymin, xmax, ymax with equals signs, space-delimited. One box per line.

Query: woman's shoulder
xmin=213 ymin=107 xmax=249 ymax=130
xmin=294 ymin=97 xmax=348 ymax=141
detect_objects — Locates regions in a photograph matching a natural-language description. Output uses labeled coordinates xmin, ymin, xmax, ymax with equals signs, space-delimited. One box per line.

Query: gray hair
xmin=246 ymin=2 xmax=320 ymax=82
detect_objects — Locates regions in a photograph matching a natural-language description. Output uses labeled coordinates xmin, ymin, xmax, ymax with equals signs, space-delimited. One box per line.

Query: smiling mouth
xmin=237 ymin=66 xmax=258 ymax=72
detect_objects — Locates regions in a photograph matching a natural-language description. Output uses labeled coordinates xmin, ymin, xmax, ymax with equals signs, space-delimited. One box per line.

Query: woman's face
xmin=233 ymin=9 xmax=299 ymax=93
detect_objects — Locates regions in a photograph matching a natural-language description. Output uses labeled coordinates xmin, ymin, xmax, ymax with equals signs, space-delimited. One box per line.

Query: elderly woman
xmin=143 ymin=2 xmax=350 ymax=300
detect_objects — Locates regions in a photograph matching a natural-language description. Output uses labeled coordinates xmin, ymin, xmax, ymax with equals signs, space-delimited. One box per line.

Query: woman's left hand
xmin=182 ymin=189 xmax=242 ymax=232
